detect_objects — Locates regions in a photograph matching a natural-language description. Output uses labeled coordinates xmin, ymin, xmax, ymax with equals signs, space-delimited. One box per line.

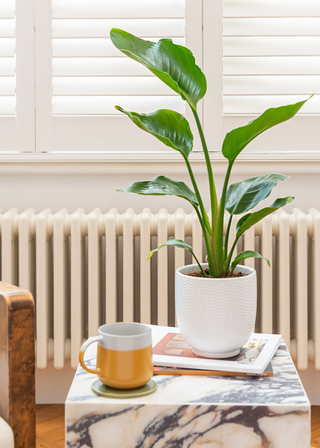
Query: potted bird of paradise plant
xmin=110 ymin=28 xmax=309 ymax=357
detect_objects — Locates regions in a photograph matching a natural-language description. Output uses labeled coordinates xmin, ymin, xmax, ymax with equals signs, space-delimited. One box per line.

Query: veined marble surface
xmin=66 ymin=342 xmax=310 ymax=448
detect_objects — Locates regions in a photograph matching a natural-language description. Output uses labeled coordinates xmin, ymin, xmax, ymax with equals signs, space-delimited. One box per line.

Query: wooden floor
xmin=36 ymin=404 xmax=320 ymax=448
xmin=36 ymin=405 xmax=65 ymax=448
xmin=313 ymin=407 xmax=320 ymax=448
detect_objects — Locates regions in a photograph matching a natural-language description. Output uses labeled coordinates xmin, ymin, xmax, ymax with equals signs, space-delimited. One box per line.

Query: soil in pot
xmin=186 ymin=269 xmax=247 ymax=279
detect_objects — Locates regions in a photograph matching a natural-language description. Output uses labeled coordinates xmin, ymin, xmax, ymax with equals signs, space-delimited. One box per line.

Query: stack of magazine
xmin=151 ymin=325 xmax=282 ymax=377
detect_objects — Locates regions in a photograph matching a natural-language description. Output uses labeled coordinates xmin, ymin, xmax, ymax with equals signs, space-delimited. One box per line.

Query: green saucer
xmin=91 ymin=379 xmax=157 ymax=399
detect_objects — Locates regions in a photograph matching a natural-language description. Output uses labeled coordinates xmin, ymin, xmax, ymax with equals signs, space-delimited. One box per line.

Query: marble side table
xmin=65 ymin=341 xmax=310 ymax=448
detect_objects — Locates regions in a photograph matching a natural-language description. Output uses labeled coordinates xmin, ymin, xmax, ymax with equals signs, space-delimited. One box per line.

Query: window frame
xmin=1 ymin=0 xmax=319 ymax=160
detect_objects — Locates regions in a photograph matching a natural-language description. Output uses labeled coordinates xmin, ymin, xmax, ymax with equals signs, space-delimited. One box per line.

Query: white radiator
xmin=0 ymin=207 xmax=319 ymax=372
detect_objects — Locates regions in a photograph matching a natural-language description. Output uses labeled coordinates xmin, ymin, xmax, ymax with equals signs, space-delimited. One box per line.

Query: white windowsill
xmin=0 ymin=151 xmax=319 ymax=174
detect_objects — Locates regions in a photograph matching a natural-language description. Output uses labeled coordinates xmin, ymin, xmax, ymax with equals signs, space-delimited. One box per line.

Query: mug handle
xmin=79 ymin=335 xmax=103 ymax=374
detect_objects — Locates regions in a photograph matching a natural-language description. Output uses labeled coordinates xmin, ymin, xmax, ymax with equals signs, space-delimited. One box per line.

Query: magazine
xmin=151 ymin=325 xmax=282 ymax=375
xmin=153 ymin=362 xmax=273 ymax=377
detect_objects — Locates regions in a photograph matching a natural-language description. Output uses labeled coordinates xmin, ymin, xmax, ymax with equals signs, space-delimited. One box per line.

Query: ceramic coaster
xmin=91 ymin=379 xmax=157 ymax=399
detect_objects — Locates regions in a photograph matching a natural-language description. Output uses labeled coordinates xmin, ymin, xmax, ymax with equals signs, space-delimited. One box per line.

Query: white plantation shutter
xmin=0 ymin=0 xmax=34 ymax=152
xmin=52 ymin=2 xmax=185 ymax=116
xmin=223 ymin=0 xmax=320 ymax=115
xmin=35 ymin=0 xmax=202 ymax=153
xmin=203 ymin=0 xmax=319 ymax=154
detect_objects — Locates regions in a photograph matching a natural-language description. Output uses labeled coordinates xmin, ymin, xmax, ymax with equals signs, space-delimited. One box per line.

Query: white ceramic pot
xmin=175 ymin=263 xmax=257 ymax=358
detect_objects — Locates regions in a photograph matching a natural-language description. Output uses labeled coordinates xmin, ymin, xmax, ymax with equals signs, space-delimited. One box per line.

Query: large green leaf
xmin=116 ymin=107 xmax=193 ymax=158
xmin=147 ymin=238 xmax=206 ymax=277
xmin=222 ymin=98 xmax=310 ymax=163
xmin=230 ymin=250 xmax=270 ymax=272
xmin=236 ymin=196 xmax=294 ymax=238
xmin=118 ymin=176 xmax=199 ymax=207
xmin=110 ymin=29 xmax=206 ymax=110
xmin=225 ymin=173 xmax=289 ymax=215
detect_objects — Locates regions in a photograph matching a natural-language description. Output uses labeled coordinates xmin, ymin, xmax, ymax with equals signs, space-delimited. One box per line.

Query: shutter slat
xmin=53 ymin=96 xmax=184 ymax=115
xmin=52 ymin=19 xmax=184 ymax=38
xmin=224 ymin=76 xmax=320 ymax=95
xmin=224 ymin=37 xmax=320 ymax=56
xmin=0 ymin=1 xmax=15 ymax=19
xmin=0 ymin=58 xmax=15 ymax=75
xmin=0 ymin=19 xmax=15 ymax=38
xmin=0 ymin=96 xmax=15 ymax=114
xmin=223 ymin=95 xmax=318 ymax=115
xmin=224 ymin=0 xmax=320 ymax=18
xmin=0 ymin=77 xmax=15 ymax=95
xmin=0 ymin=38 xmax=15 ymax=57
xmin=53 ymin=0 xmax=184 ymax=19
xmin=53 ymin=77 xmax=173 ymax=96
xmin=53 ymin=58 xmax=156 ymax=77
xmin=224 ymin=18 xmax=320 ymax=36
xmin=224 ymin=57 xmax=320 ymax=75
xmin=53 ymin=37 xmax=185 ymax=57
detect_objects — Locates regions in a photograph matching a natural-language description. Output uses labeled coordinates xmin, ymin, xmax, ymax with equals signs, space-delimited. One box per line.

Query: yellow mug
xmin=79 ymin=322 xmax=153 ymax=389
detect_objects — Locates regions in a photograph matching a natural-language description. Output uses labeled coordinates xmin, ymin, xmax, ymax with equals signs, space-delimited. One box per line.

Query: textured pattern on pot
xmin=175 ymin=264 xmax=257 ymax=358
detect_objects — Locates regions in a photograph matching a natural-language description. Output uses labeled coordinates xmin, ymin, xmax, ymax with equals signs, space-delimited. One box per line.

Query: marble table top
xmin=66 ymin=336 xmax=310 ymax=448
xmin=66 ymin=341 xmax=309 ymax=407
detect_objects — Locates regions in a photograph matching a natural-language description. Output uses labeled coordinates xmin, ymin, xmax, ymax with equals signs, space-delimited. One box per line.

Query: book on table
xmin=151 ymin=325 xmax=281 ymax=376
xmin=153 ymin=362 xmax=273 ymax=377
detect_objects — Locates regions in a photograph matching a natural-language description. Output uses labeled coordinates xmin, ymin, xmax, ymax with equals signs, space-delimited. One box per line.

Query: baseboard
xmin=36 ymin=361 xmax=75 ymax=404
xmin=298 ymin=362 xmax=320 ymax=405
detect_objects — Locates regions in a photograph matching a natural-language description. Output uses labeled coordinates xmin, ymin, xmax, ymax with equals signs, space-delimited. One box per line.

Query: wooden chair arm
xmin=0 ymin=282 xmax=35 ymax=448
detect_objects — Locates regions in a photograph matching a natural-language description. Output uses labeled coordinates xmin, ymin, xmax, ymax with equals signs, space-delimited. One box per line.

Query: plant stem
xmin=191 ymin=108 xmax=218 ymax=229
xmin=185 ymin=157 xmax=211 ymax=234
xmin=192 ymin=205 xmax=218 ymax=276
xmin=224 ymin=214 xmax=233 ymax=262
xmin=223 ymin=237 xmax=238 ymax=272
xmin=184 ymin=156 xmax=219 ymax=276
xmin=213 ymin=161 xmax=233 ymax=272
xmin=191 ymin=250 xmax=207 ymax=277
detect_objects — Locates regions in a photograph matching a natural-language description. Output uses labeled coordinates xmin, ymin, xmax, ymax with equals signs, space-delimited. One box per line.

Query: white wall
xmin=0 ymin=160 xmax=319 ymax=214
